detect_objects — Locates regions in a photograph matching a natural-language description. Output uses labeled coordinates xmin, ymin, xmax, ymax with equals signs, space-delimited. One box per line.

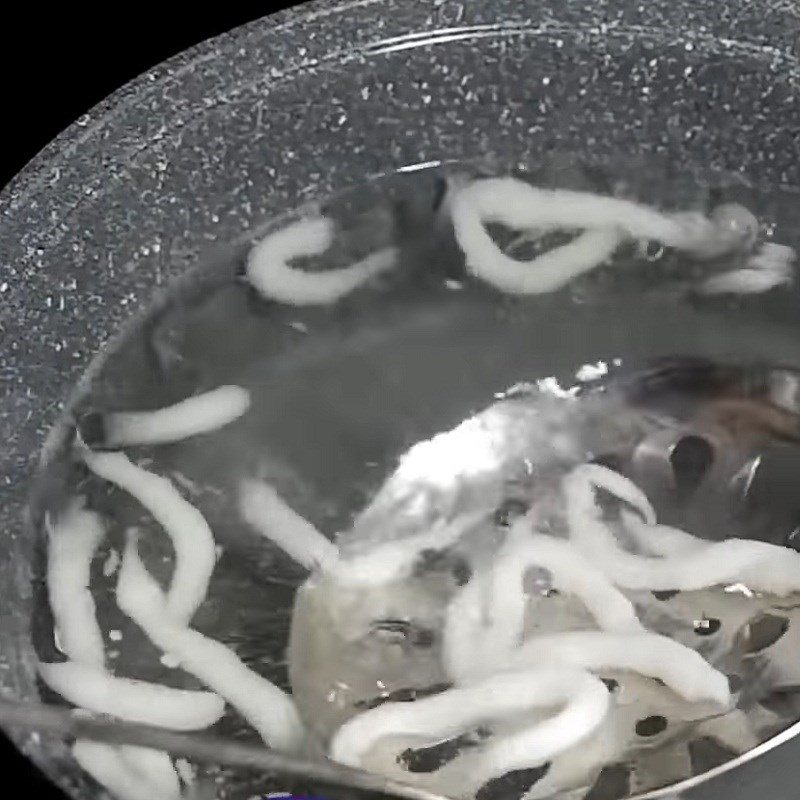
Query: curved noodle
xmin=246 ymin=216 xmax=397 ymax=305
xmin=329 ymin=511 xmax=484 ymax=587
xmin=46 ymin=499 xmax=188 ymax=795
xmin=116 ymin=534 xmax=305 ymax=753
xmin=453 ymin=222 xmax=623 ymax=295
xmin=484 ymin=527 xmax=645 ymax=654
xmin=101 ymin=385 xmax=251 ymax=447
xmin=72 ymin=741 xmax=180 ymax=800
xmin=38 ymin=661 xmax=225 ymax=730
xmin=442 ymin=570 xmax=492 ymax=681
xmin=81 ymin=450 xmax=216 ymax=625
xmin=699 ymin=242 xmax=795 ymax=296
xmin=621 ymin=510 xmax=706 ymax=557
xmin=453 ymin=179 xmax=697 ymax=244
xmin=330 ymin=667 xmax=609 ymax=792
xmin=564 ymin=464 xmax=800 ymax=595
xmin=450 ymin=177 xmax=741 ymax=295
xmin=502 ymin=631 xmax=730 ymax=706
xmin=442 ymin=564 xmax=727 ymax=703
xmin=238 ymin=479 xmax=338 ymax=570
xmin=46 ymin=500 xmax=106 ymax=667
xmin=568 ymin=463 xmax=656 ymax=524
xmin=442 ymin=529 xmax=644 ymax=682
xmin=119 ymin=746 xmax=181 ymax=799
xmin=698 ymin=266 xmax=793 ymax=296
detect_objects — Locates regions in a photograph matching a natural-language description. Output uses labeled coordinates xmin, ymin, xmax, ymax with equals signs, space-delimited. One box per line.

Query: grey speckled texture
xmin=1 ymin=1 xmax=799 ymax=798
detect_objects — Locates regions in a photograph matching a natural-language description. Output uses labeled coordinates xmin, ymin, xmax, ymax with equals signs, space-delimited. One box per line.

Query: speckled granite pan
xmin=1 ymin=1 xmax=799 ymax=798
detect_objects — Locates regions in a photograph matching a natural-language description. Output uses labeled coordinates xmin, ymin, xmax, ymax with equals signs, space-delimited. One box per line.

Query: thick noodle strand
xmin=453 ymin=221 xmax=623 ymax=295
xmin=453 ymin=179 xmax=702 ymax=245
xmin=116 ymin=535 xmax=305 ymax=753
xmin=330 ymin=667 xmax=609 ymax=791
xmin=449 ymin=178 xmax=742 ymax=295
xmin=246 ymin=217 xmax=397 ymax=305
xmin=45 ymin=499 xmax=187 ymax=795
xmin=442 ymin=574 xmax=727 ymax=703
xmin=82 ymin=450 xmax=216 ymax=625
xmin=699 ymin=242 xmax=795 ymax=296
xmin=502 ymin=631 xmax=730 ymax=706
xmin=564 ymin=464 xmax=800 ymax=595
xmin=485 ymin=527 xmax=645 ymax=648
xmin=567 ymin=463 xmax=656 ymax=524
xmin=442 ymin=570 xmax=494 ymax=681
xmin=621 ymin=510 xmax=706 ymax=557
xmin=329 ymin=511 xmax=485 ymax=586
xmin=238 ymin=479 xmax=338 ymax=571
xmin=102 ymin=385 xmax=251 ymax=447
xmin=38 ymin=661 xmax=225 ymax=730
xmin=45 ymin=500 xmax=106 ymax=668
xmin=72 ymin=741 xmax=180 ymax=800
xmin=442 ymin=530 xmax=644 ymax=682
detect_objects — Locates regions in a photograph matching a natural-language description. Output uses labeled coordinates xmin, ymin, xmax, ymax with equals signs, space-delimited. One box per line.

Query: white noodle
xmin=38 ymin=661 xmax=225 ymax=730
xmin=81 ymin=450 xmax=216 ymax=625
xmin=521 ymin=720 xmax=625 ymax=800
xmin=443 ymin=553 xmax=726 ymax=704
xmin=238 ymin=479 xmax=338 ymax=570
xmin=118 ymin=746 xmax=181 ymax=798
xmin=453 ymin=178 xmax=683 ymax=243
xmin=442 ymin=570 xmax=493 ymax=681
xmin=453 ymin=222 xmax=623 ymax=295
xmin=442 ymin=527 xmax=643 ymax=682
xmin=621 ymin=510 xmax=706 ymax=557
xmin=102 ymin=385 xmax=251 ymax=447
xmin=47 ymin=502 xmax=185 ymax=796
xmin=697 ymin=242 xmax=795 ymax=294
xmin=72 ymin=741 xmax=180 ymax=800
xmin=565 ymin=464 xmax=800 ymax=595
xmin=46 ymin=500 xmax=106 ymax=668
xmin=246 ymin=216 xmax=397 ymax=305
xmin=329 ymin=511 xmax=484 ymax=586
xmin=750 ymin=242 xmax=796 ymax=269
xmin=174 ymin=757 xmax=196 ymax=786
xmin=699 ymin=241 xmax=795 ymax=296
xmin=116 ymin=536 xmax=305 ymax=753
xmin=102 ymin=547 xmax=121 ymax=578
xmin=483 ymin=526 xmax=645 ymax=656
xmin=568 ymin=463 xmax=656 ymax=524
xmin=449 ymin=177 xmax=742 ymax=295
xmin=696 ymin=710 xmax=759 ymax=753
xmin=698 ymin=267 xmax=792 ymax=295
xmin=330 ymin=666 xmax=609 ymax=790
xmin=502 ymin=631 xmax=730 ymax=706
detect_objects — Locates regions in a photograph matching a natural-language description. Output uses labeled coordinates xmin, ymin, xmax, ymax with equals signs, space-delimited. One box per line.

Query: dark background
xmin=0 ymin=5 xmax=294 ymax=795
xmin=1 ymin=6 xmax=296 ymax=189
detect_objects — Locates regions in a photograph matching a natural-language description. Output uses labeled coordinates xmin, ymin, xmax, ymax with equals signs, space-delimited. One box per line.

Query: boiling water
xmin=31 ymin=158 xmax=800 ymax=800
